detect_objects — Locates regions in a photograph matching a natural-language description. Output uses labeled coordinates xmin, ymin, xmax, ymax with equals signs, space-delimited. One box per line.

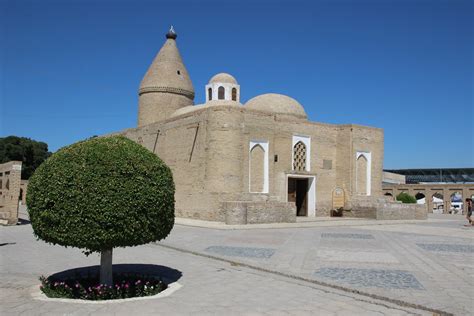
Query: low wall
xmin=222 ymin=201 xmax=296 ymax=225
xmin=345 ymin=197 xmax=427 ymax=220
xmin=376 ymin=202 xmax=427 ymax=220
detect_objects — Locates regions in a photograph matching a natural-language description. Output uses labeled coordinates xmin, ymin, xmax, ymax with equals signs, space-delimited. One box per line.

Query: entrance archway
xmin=432 ymin=193 xmax=444 ymax=213
xmin=288 ymin=178 xmax=308 ymax=216
xmin=287 ymin=175 xmax=316 ymax=217
xmin=450 ymin=192 xmax=463 ymax=214
xmin=415 ymin=192 xmax=426 ymax=204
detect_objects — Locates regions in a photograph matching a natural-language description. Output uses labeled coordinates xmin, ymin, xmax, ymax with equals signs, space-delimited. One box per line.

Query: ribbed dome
xmin=209 ymin=73 xmax=237 ymax=84
xmin=245 ymin=93 xmax=307 ymax=118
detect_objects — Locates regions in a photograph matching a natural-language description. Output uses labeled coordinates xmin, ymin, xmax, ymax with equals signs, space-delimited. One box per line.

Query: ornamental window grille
xmin=232 ymin=88 xmax=237 ymax=101
xmin=293 ymin=141 xmax=307 ymax=171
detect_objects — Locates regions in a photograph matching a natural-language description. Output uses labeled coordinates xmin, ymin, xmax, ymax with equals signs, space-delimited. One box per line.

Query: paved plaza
xmin=1 ymin=214 xmax=473 ymax=315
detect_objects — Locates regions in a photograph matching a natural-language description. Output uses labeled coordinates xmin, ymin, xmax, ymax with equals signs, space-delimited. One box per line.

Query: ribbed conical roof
xmin=139 ymin=32 xmax=194 ymax=99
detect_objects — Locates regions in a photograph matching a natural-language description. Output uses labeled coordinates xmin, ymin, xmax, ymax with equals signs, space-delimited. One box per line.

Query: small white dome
xmin=245 ymin=93 xmax=307 ymax=118
xmin=209 ymin=73 xmax=238 ymax=84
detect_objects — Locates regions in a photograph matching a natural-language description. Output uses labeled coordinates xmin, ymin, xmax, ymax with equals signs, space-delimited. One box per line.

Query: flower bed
xmin=39 ymin=273 xmax=167 ymax=300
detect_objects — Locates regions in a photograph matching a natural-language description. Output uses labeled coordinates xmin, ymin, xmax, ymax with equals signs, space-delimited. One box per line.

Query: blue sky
xmin=1 ymin=0 xmax=473 ymax=168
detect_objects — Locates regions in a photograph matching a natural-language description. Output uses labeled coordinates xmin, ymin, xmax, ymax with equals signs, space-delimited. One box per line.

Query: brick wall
xmin=112 ymin=104 xmax=386 ymax=223
xmin=0 ymin=161 xmax=22 ymax=225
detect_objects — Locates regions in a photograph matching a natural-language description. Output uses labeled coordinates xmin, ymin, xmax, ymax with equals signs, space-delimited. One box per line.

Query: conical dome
xmin=137 ymin=27 xmax=195 ymax=127
xmin=139 ymin=38 xmax=194 ymax=98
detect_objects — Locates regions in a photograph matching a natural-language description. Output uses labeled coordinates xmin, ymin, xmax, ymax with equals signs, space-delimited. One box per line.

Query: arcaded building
xmin=114 ymin=28 xmax=424 ymax=224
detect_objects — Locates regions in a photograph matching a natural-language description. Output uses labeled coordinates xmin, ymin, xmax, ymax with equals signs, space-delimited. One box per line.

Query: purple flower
xmin=124 ymin=284 xmax=129 ymax=289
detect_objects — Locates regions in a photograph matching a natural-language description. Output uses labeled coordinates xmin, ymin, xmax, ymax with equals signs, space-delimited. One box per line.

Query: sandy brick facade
xmin=109 ymin=28 xmax=422 ymax=223
xmin=0 ymin=161 xmax=22 ymax=225
xmin=113 ymin=104 xmax=386 ymax=222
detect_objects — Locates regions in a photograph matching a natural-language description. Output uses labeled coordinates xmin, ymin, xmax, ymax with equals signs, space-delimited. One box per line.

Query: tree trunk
xmin=100 ymin=248 xmax=113 ymax=286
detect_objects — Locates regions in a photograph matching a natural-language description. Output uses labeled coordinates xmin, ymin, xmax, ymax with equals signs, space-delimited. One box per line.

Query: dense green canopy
xmin=0 ymin=136 xmax=51 ymax=179
xmin=26 ymin=136 xmax=175 ymax=254
xmin=396 ymin=192 xmax=417 ymax=204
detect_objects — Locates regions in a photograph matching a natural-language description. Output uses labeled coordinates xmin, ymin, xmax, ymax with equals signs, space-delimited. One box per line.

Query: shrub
xmin=27 ymin=136 xmax=175 ymax=286
xmin=396 ymin=192 xmax=417 ymax=204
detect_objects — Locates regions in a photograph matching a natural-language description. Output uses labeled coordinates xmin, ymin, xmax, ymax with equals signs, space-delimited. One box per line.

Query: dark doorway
xmin=288 ymin=178 xmax=308 ymax=216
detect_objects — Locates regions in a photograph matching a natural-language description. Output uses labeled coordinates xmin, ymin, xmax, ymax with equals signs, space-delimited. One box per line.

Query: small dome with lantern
xmin=205 ymin=72 xmax=240 ymax=103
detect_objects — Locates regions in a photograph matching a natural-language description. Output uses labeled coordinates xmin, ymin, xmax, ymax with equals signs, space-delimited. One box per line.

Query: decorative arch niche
xmin=249 ymin=141 xmax=269 ymax=193
xmin=356 ymin=152 xmax=371 ymax=196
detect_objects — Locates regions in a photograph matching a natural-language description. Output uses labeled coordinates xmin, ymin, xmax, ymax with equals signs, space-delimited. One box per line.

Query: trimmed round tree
xmin=26 ymin=136 xmax=175 ymax=286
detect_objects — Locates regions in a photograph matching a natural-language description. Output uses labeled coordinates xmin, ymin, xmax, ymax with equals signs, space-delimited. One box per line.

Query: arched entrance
xmin=432 ymin=193 xmax=444 ymax=213
xmin=415 ymin=192 xmax=426 ymax=204
xmin=450 ymin=192 xmax=463 ymax=214
xmin=384 ymin=192 xmax=394 ymax=201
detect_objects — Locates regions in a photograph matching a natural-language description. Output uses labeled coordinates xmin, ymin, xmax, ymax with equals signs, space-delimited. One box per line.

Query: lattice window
xmin=293 ymin=141 xmax=307 ymax=171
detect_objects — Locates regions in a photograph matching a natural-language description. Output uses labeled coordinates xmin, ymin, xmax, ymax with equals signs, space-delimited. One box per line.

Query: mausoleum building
xmin=113 ymin=28 xmax=425 ymax=224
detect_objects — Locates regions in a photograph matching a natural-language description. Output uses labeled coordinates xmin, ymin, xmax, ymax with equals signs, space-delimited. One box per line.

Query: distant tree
xmin=26 ymin=136 xmax=175 ymax=286
xmin=396 ymin=192 xmax=417 ymax=204
xmin=0 ymin=136 xmax=52 ymax=179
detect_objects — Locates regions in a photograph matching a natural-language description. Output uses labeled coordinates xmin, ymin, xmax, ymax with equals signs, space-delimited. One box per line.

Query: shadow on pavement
xmin=49 ymin=264 xmax=183 ymax=284
xmin=16 ymin=218 xmax=31 ymax=225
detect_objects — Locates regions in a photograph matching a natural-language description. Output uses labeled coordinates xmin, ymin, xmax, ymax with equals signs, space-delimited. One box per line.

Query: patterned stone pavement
xmin=0 ymin=225 xmax=430 ymax=315
xmin=205 ymin=246 xmax=276 ymax=258
xmin=321 ymin=233 xmax=375 ymax=239
xmin=314 ymin=268 xmax=424 ymax=290
xmin=158 ymin=214 xmax=474 ymax=315
xmin=416 ymin=243 xmax=474 ymax=253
